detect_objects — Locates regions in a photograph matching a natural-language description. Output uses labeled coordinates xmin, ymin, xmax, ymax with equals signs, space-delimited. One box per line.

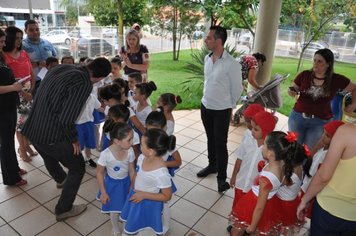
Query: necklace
xmin=313 ymin=75 xmax=325 ymax=81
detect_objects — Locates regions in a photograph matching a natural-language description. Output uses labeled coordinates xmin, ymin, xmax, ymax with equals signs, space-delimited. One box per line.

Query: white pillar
xmin=254 ymin=0 xmax=282 ymax=85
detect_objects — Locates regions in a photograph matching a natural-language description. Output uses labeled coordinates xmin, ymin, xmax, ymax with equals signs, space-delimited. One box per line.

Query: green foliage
xmin=88 ymin=0 xmax=150 ymax=27
xmin=181 ymin=45 xmax=244 ymax=96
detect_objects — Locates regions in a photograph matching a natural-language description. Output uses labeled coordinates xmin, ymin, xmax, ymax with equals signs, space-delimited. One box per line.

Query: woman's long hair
xmin=3 ymin=26 xmax=23 ymax=52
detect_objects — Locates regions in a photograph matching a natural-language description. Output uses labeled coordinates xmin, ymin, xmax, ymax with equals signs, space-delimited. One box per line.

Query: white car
xmin=43 ymin=30 xmax=71 ymax=45
xmin=237 ymin=33 xmax=253 ymax=45
xmin=291 ymin=42 xmax=340 ymax=59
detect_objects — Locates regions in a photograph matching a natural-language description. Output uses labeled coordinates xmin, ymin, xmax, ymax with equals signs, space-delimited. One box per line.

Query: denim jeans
xmin=32 ymin=140 xmax=85 ymax=215
xmin=288 ymin=110 xmax=330 ymax=149
xmin=311 ymin=200 xmax=356 ymax=236
xmin=201 ymin=104 xmax=231 ymax=181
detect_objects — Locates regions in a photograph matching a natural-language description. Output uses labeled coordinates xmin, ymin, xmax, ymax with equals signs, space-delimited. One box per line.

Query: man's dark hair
xmin=210 ymin=26 xmax=227 ymax=45
xmin=24 ymin=19 xmax=37 ymax=31
xmin=87 ymin=57 xmax=111 ymax=78
xmin=46 ymin=57 xmax=59 ymax=67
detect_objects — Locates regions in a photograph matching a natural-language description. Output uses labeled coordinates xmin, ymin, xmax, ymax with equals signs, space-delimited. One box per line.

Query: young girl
xmin=156 ymin=93 xmax=182 ymax=135
xmin=229 ymin=131 xmax=302 ymax=235
xmin=96 ymin=122 xmax=136 ymax=236
xmin=146 ymin=109 xmax=182 ymax=234
xmin=133 ymin=81 xmax=157 ymax=127
xmin=110 ymin=56 xmax=123 ymax=81
xmin=276 ymin=139 xmax=311 ymax=233
xmin=120 ymin=128 xmax=174 ymax=235
xmin=229 ymin=109 xmax=276 ymax=232
xmin=299 ymin=120 xmax=344 ymax=218
xmin=127 ymin=72 xmax=142 ymax=108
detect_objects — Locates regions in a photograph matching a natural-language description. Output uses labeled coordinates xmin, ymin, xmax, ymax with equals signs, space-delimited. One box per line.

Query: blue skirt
xmin=102 ymin=134 xmax=110 ymax=150
xmin=93 ymin=110 xmax=105 ymax=124
xmin=167 ymin=155 xmax=178 ymax=194
xmin=76 ymin=122 xmax=96 ymax=149
xmin=120 ymin=189 xmax=164 ymax=235
xmin=97 ymin=175 xmax=131 ymax=213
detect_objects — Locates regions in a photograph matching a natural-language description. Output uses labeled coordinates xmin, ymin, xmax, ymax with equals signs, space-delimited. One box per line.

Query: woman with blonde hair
xmin=119 ymin=29 xmax=149 ymax=82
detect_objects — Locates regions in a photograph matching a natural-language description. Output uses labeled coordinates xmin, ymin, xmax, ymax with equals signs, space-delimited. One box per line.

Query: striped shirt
xmin=22 ymin=64 xmax=92 ymax=144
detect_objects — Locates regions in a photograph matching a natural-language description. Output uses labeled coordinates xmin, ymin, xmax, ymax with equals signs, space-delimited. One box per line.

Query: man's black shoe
xmin=197 ymin=166 xmax=217 ymax=178
xmin=218 ymin=181 xmax=230 ymax=192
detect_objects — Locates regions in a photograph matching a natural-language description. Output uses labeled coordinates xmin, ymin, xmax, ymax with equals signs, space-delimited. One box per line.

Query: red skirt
xmin=231 ymin=190 xmax=281 ymax=234
xmin=276 ymin=196 xmax=301 ymax=226
xmin=299 ymin=191 xmax=314 ymax=219
xmin=231 ymin=188 xmax=246 ymax=212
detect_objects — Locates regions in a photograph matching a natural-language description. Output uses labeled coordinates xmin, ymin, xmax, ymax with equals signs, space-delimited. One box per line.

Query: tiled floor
xmin=0 ymin=109 xmax=309 ymax=236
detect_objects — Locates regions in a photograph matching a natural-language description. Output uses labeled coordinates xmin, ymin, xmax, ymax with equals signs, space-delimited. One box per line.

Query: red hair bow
xmin=257 ymin=160 xmax=266 ymax=172
xmin=285 ymin=132 xmax=298 ymax=143
xmin=303 ymin=144 xmax=312 ymax=158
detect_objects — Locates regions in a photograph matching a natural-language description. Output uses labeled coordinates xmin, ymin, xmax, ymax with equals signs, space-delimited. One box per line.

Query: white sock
xmin=110 ymin=212 xmax=120 ymax=234
xmin=162 ymin=201 xmax=171 ymax=234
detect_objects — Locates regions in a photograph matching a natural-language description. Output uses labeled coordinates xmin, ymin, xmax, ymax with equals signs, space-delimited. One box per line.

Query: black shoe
xmin=197 ymin=166 xmax=217 ymax=178
xmin=227 ymin=225 xmax=232 ymax=232
xmin=218 ymin=181 xmax=230 ymax=192
xmin=88 ymin=159 xmax=97 ymax=168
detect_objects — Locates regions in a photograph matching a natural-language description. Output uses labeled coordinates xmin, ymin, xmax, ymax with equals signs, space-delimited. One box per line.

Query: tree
xmin=151 ymin=0 xmax=201 ymax=60
xmin=281 ymin=0 xmax=353 ymax=71
xmin=87 ymin=0 xmax=150 ymax=47
xmin=60 ymin=0 xmax=89 ymax=26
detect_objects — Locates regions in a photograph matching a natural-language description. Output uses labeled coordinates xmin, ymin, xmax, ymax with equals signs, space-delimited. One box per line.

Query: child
xmin=127 ymin=72 xmax=142 ymax=107
xmin=46 ymin=57 xmax=59 ymax=69
xmin=133 ymin=81 xmax=157 ymax=128
xmin=120 ymin=128 xmax=174 ymax=235
xmin=276 ymin=140 xmax=311 ymax=233
xmin=110 ymin=56 xmax=123 ymax=81
xmin=104 ymin=104 xmax=141 ymax=159
xmin=96 ymin=122 xmax=136 ymax=236
xmin=145 ymin=109 xmax=182 ymax=234
xmin=61 ymin=56 xmax=75 ymax=64
xmin=75 ymin=93 xmax=102 ymax=168
xmin=156 ymin=93 xmax=182 ymax=135
xmin=299 ymin=120 xmax=344 ymax=218
xmin=229 ymin=131 xmax=302 ymax=235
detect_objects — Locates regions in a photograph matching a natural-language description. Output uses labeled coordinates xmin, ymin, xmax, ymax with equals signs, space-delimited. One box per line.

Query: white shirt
xmin=134 ymin=103 xmax=152 ymax=126
xmin=234 ymin=129 xmax=263 ymax=192
xmin=97 ymin=147 xmax=135 ymax=179
xmin=277 ymin=173 xmax=302 ymax=201
xmin=166 ymin=120 xmax=175 ymax=136
xmin=252 ymin=167 xmax=281 ymax=199
xmin=301 ymin=148 xmax=327 ymax=192
xmin=76 ymin=94 xmax=101 ymax=124
xmin=202 ymin=50 xmax=243 ymax=110
xmin=134 ymin=155 xmax=171 ymax=193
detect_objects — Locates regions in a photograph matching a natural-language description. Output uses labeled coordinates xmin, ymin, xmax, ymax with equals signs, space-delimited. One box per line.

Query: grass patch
xmin=149 ymin=50 xmax=356 ymax=116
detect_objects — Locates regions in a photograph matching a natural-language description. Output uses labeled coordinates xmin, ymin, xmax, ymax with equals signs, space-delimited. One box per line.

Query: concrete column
xmin=254 ymin=0 xmax=282 ymax=85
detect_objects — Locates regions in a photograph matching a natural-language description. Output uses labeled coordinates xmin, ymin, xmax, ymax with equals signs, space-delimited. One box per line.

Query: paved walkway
xmin=0 ymin=109 xmax=309 ymax=236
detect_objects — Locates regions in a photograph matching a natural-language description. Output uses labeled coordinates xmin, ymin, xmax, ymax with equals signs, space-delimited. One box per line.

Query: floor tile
xmin=171 ymin=198 xmax=206 ymax=228
xmin=18 ymin=169 xmax=51 ymax=191
xmin=27 ymin=179 xmax=61 ymax=204
xmin=87 ymin=220 xmax=114 ymax=236
xmin=0 ymin=217 xmax=5 ymax=226
xmin=173 ymin=175 xmax=196 ymax=197
xmin=65 ymin=204 xmax=109 ymax=235
xmin=210 ymin=195 xmax=234 ymax=218
xmin=184 ymin=139 xmax=207 ymax=153
xmin=37 ymin=222 xmax=81 ymax=236
xmin=77 ymin=178 xmax=99 ymax=202
xmin=175 ymin=133 xmax=194 ymax=146
xmin=28 ymin=156 xmax=45 ymax=168
xmin=0 ymin=224 xmax=20 ymax=236
xmin=178 ymin=127 xmax=204 ymax=139
xmin=190 ymin=154 xmax=208 ymax=169
xmin=185 ymin=229 xmax=204 ymax=236
xmin=166 ymin=219 xmax=190 ymax=236
xmin=176 ymin=118 xmax=198 ymax=127
xmin=184 ymin=185 xmax=221 ymax=209
xmin=176 ymin=163 xmax=204 ymax=183
xmin=0 ymin=185 xmax=23 ymax=203
xmin=195 ymin=133 xmax=207 ymax=143
xmin=9 ymin=206 xmax=57 ymax=236
xmin=0 ymin=193 xmax=40 ymax=222
xmin=193 ymin=211 xmax=230 ymax=236
xmin=178 ymin=147 xmax=201 ymax=163
xmin=43 ymin=195 xmax=88 ymax=214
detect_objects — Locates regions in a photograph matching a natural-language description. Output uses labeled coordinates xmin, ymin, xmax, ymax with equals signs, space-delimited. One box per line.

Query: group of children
xmin=228 ymin=103 xmax=345 ymax=235
xmin=71 ymin=56 xmax=183 ymax=235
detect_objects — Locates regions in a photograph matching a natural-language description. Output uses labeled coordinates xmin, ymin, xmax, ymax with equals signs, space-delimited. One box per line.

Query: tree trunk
xmin=117 ymin=0 xmax=124 ymax=50
xmin=173 ymin=5 xmax=178 ymax=60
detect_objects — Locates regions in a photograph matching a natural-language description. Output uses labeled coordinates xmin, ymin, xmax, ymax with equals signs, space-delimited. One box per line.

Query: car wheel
xmin=65 ymin=38 xmax=71 ymax=45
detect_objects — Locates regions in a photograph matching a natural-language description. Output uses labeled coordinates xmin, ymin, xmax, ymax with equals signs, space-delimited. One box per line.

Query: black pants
xmin=0 ymin=109 xmax=22 ymax=185
xmin=32 ymin=141 xmax=85 ymax=215
xmin=201 ymin=104 xmax=231 ymax=181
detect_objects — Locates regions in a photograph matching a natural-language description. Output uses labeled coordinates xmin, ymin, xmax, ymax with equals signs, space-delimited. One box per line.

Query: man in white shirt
xmin=197 ymin=26 xmax=243 ymax=192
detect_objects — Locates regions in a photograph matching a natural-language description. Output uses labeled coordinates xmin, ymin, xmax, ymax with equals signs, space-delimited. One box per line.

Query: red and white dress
xmin=230 ymin=166 xmax=282 ymax=234
xmin=276 ymin=173 xmax=302 ymax=231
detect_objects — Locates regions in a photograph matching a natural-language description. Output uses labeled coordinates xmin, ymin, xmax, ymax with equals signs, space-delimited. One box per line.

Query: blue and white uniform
xmin=97 ymin=147 xmax=135 ymax=213
xmin=120 ymin=154 xmax=171 ymax=235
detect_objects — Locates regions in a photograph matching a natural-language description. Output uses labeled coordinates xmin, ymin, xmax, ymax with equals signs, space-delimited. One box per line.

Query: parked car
xmin=237 ymin=32 xmax=253 ymax=45
xmin=43 ymin=30 xmax=71 ymax=45
xmin=77 ymin=38 xmax=115 ymax=58
xmin=68 ymin=30 xmax=91 ymax=39
xmin=102 ymin=28 xmax=117 ymax=38
xmin=192 ymin=30 xmax=204 ymax=40
xmin=290 ymin=41 xmax=340 ymax=59
xmin=54 ymin=45 xmax=71 ymax=60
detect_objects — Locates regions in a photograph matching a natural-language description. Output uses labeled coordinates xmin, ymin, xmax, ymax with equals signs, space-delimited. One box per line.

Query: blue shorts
xmin=76 ymin=122 xmax=96 ymax=150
